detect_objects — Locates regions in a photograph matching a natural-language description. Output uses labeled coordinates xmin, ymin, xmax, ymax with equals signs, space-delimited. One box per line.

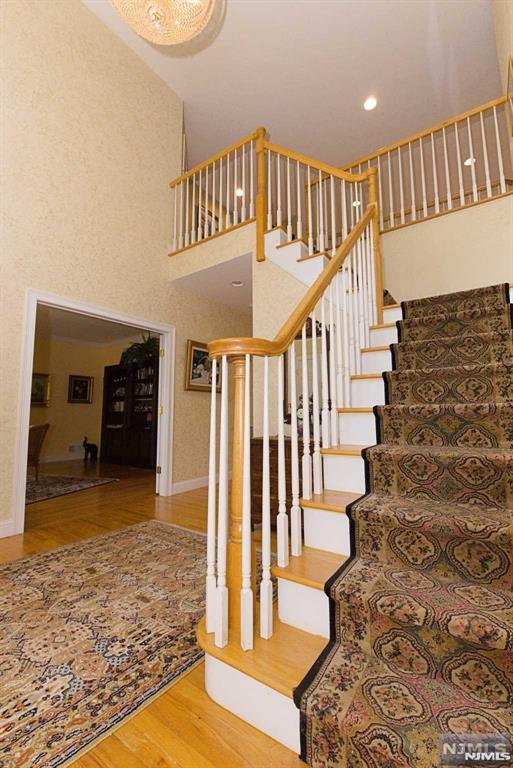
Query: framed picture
xmin=185 ymin=340 xmax=221 ymax=392
xmin=31 ymin=373 xmax=51 ymax=407
xmin=68 ymin=375 xmax=94 ymax=404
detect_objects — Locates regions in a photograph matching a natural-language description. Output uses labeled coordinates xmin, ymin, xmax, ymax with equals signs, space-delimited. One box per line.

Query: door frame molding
xmin=11 ymin=288 xmax=176 ymax=536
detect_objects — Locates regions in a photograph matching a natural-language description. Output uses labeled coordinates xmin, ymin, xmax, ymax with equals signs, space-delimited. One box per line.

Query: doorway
xmin=14 ymin=289 xmax=175 ymax=535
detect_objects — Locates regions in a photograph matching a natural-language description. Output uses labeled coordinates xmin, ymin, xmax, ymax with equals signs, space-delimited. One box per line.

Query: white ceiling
xmin=174 ymin=253 xmax=253 ymax=314
xmin=82 ymin=0 xmax=501 ymax=168
xmin=36 ymin=305 xmax=148 ymax=345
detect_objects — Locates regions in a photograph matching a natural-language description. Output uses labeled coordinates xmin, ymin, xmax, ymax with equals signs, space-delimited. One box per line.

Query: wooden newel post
xmin=255 ymin=127 xmax=267 ymax=263
xmin=367 ymin=167 xmax=384 ymax=325
xmin=227 ymin=356 xmax=256 ymax=645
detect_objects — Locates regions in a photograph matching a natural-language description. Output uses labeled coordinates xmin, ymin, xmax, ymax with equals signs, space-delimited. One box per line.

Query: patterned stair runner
xmin=295 ymin=283 xmax=513 ymax=768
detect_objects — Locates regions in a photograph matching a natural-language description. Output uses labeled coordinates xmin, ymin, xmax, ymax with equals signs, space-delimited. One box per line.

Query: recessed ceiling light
xmin=353 ymin=200 xmax=361 ymax=207
xmin=235 ymin=188 xmax=244 ymax=197
xmin=231 ymin=280 xmax=243 ymax=288
xmin=464 ymin=157 xmax=476 ymax=166
xmin=363 ymin=96 xmax=377 ymax=111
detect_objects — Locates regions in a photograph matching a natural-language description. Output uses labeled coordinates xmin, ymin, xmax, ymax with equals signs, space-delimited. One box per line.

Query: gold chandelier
xmin=111 ymin=0 xmax=217 ymax=45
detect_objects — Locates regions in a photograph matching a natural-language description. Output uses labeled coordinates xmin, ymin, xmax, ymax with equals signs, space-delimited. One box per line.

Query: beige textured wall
xmin=30 ymin=337 xmax=138 ymax=462
xmin=0 ymin=0 xmax=251 ymax=525
xmin=169 ymin=222 xmax=256 ymax=280
xmin=492 ymin=0 xmax=513 ymax=93
xmin=382 ymin=196 xmax=513 ymax=302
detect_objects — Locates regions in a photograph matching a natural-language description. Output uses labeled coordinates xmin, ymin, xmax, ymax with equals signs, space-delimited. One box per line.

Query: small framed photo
xmin=68 ymin=375 xmax=94 ymax=404
xmin=31 ymin=373 xmax=51 ymax=407
xmin=185 ymin=340 xmax=221 ymax=392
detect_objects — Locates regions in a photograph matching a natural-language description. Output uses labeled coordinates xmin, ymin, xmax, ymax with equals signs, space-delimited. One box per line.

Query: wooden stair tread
xmin=384 ymin=302 xmax=400 ymax=309
xmin=197 ymin=612 xmax=326 ymax=698
xmin=276 ymin=238 xmax=308 ymax=250
xmin=321 ymin=443 xmax=364 ymax=456
xmin=272 ymin=546 xmax=347 ymax=590
xmin=301 ymin=489 xmax=360 ymax=512
xmin=297 ymin=251 xmax=329 ymax=263
xmin=351 ymin=373 xmax=382 ymax=380
xmin=370 ymin=322 xmax=396 ymax=330
xmin=337 ymin=406 xmax=373 ymax=413
xmin=361 ymin=345 xmax=390 ymax=353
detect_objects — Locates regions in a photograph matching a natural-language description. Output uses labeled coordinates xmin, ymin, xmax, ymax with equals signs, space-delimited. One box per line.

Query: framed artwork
xmin=31 ymin=373 xmax=51 ymax=407
xmin=185 ymin=340 xmax=221 ymax=392
xmin=68 ymin=375 xmax=94 ymax=404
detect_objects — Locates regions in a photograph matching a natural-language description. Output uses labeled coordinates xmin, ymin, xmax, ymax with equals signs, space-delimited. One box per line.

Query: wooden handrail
xmin=341 ymin=95 xmax=507 ymax=171
xmin=169 ymin=128 xmax=265 ymax=188
xmin=264 ymin=140 xmax=368 ymax=183
xmin=208 ymin=203 xmax=376 ymax=359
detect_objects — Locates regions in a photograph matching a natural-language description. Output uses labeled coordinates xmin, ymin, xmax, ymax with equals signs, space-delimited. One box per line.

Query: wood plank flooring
xmin=1 ymin=462 xmax=305 ymax=767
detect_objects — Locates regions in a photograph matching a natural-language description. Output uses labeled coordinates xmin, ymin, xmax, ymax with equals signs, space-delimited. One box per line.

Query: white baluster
xmin=356 ymin=236 xmax=366 ymax=361
xmin=250 ymin=139 xmax=255 ymax=218
xmin=233 ymin=148 xmax=239 ymax=225
xmin=330 ymin=175 xmax=337 ymax=255
xmin=351 ymin=245 xmax=361 ymax=374
xmin=479 ymin=111 xmax=492 ymax=199
xmin=260 ymin=356 xmax=273 ymax=639
xmin=318 ymin=170 xmax=325 ymax=252
xmin=206 ymin=357 xmax=217 ymax=633
xmin=419 ymin=137 xmax=428 ymax=217
xmin=172 ymin=184 xmax=178 ymax=252
xmin=225 ymin=153 xmax=231 ymax=228
xmin=219 ymin=156 xmax=224 ymax=231
xmin=296 ymin=161 xmax=303 ymax=241
xmin=185 ymin=177 xmax=190 ymax=246
xmin=377 ymin=155 xmax=384 ymax=230
xmin=276 ymin=354 xmax=289 ymax=567
xmin=408 ymin=142 xmax=416 ymax=221
xmin=286 ymin=157 xmax=293 ymax=239
xmin=387 ymin=151 xmax=395 ymax=228
xmin=240 ymin=354 xmax=253 ymax=650
xmin=277 ymin=153 xmax=283 ymax=227
xmin=323 ymin=177 xmax=329 ymax=249
xmin=328 ymin=282 xmax=339 ymax=446
xmin=215 ymin=355 xmax=229 ymax=648
xmin=493 ymin=105 xmax=506 ymax=194
xmin=398 ymin=146 xmax=405 ymax=224
xmin=241 ymin=144 xmax=247 ymax=221
xmin=454 ymin=122 xmax=465 ymax=206
xmin=289 ymin=343 xmax=302 ymax=556
xmin=341 ymin=179 xmax=348 ymax=239
xmin=311 ymin=309 xmax=322 ymax=494
xmin=267 ymin=150 xmax=272 ymax=229
xmin=340 ymin=266 xmax=351 ymax=404
xmin=360 ymin=232 xmax=370 ymax=348
xmin=301 ymin=325 xmax=312 ymax=500
xmin=307 ymin=165 xmax=314 ymax=255
xmin=466 ymin=117 xmax=478 ymax=202
xmin=442 ymin=127 xmax=453 ymax=210
xmin=365 ymin=222 xmax=375 ymax=330
xmin=320 ymin=295 xmax=330 ymax=447
xmin=197 ymin=170 xmax=203 ymax=240
xmin=430 ymin=133 xmax=440 ymax=213
xmin=347 ymin=255 xmax=356 ymax=379
xmin=204 ymin=166 xmax=210 ymax=239
xmin=369 ymin=224 xmax=377 ymax=324
xmin=211 ymin=162 xmax=216 ymax=235
xmin=191 ymin=174 xmax=196 ymax=244
xmin=334 ymin=273 xmax=344 ymax=410
xmin=179 ymin=181 xmax=184 ymax=248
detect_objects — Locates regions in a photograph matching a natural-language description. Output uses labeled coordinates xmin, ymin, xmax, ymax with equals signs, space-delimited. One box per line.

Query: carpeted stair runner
xmin=295 ymin=283 xmax=513 ymax=767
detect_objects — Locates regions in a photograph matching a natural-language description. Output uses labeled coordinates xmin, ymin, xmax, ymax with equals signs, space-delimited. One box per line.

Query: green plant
xmin=120 ymin=334 xmax=160 ymax=366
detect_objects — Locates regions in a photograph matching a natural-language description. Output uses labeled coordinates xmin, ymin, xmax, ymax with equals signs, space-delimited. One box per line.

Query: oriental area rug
xmin=25 ymin=475 xmax=118 ymax=505
xmin=0 ymin=521 xmax=206 ymax=767
xmin=296 ymin=283 xmax=513 ymax=767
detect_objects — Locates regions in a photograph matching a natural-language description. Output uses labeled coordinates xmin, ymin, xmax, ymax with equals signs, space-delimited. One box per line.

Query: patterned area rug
xmin=0 ymin=521 xmax=206 ymax=767
xmin=26 ymin=475 xmax=118 ymax=504
xmin=295 ymin=283 xmax=513 ymax=767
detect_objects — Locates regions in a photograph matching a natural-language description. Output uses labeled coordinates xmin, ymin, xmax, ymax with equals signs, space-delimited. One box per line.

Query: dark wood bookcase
xmin=100 ymin=359 xmax=159 ymax=469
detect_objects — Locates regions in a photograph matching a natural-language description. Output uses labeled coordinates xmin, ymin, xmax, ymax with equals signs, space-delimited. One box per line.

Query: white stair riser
xmin=277 ymin=578 xmax=330 ymax=638
xmin=323 ymin=453 xmax=366 ymax=493
xmin=370 ymin=326 xmax=398 ymax=345
xmin=303 ymin=506 xmax=351 ymax=555
xmin=205 ymin=654 xmax=300 ymax=752
xmin=383 ymin=306 xmax=402 ymax=323
xmin=361 ymin=349 xmax=392 ymax=374
xmin=351 ymin=377 xmax=385 ymax=407
xmin=338 ymin=412 xmax=376 ymax=445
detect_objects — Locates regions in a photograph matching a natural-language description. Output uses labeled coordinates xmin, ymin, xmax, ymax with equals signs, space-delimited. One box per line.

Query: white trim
xmin=0 ymin=520 xmax=16 ymax=539
xmin=10 ymin=288 xmax=176 ymax=538
xmin=171 ymin=475 xmax=209 ymax=495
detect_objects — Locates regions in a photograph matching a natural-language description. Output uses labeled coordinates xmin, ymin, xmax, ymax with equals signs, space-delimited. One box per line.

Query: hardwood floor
xmin=1 ymin=461 xmax=304 ymax=767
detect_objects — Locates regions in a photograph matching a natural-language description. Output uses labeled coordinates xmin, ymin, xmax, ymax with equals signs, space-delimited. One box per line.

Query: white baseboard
xmin=171 ymin=475 xmax=209 ymax=495
xmin=0 ymin=519 xmax=16 ymax=539
xmin=40 ymin=454 xmax=84 ymax=464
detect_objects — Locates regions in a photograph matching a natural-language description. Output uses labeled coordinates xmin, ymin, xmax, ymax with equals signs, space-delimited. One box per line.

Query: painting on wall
xmin=184 ymin=340 xmax=221 ymax=392
xmin=68 ymin=375 xmax=94 ymax=404
xmin=31 ymin=373 xmax=51 ymax=407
